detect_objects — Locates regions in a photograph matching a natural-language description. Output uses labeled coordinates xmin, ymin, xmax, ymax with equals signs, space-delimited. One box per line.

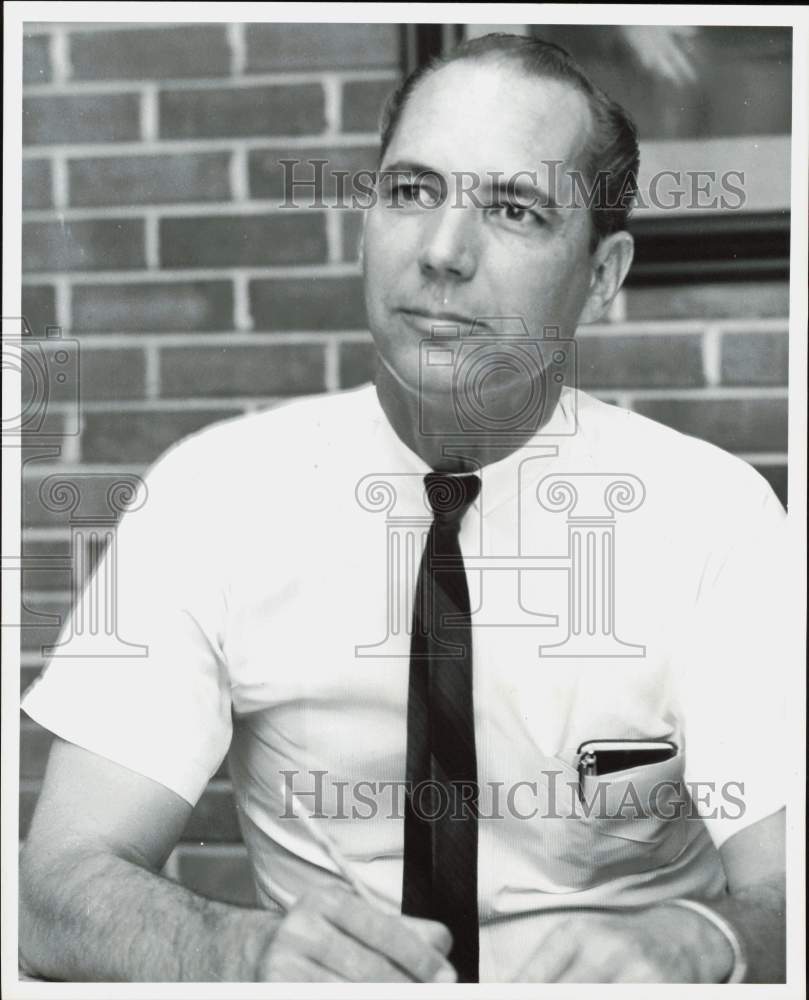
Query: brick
xmin=20 ymin=720 xmax=54 ymax=780
xmin=22 ymin=591 xmax=71 ymax=622
xmin=160 ymin=213 xmax=327 ymax=268
xmin=73 ymin=281 xmax=233 ymax=332
xmin=576 ymin=333 xmax=704 ymax=389
xmin=342 ymin=79 xmax=394 ymax=133
xmin=631 ymin=396 xmax=787 ymax=453
xmin=20 ymin=536 xmax=72 ymax=594
xmin=24 ymin=34 xmax=51 ymax=84
xmin=720 ymin=332 xmax=788 ymax=386
xmin=15 ymin=337 xmax=81 ymax=436
xmin=342 ymin=209 xmax=365 ymax=261
xmin=69 ymin=152 xmax=232 ymax=208
xmin=23 ymin=219 xmax=146 ymax=272
xmin=70 ymin=25 xmax=230 ymax=81
xmin=18 ymin=530 xmax=110 ymax=586
xmin=81 ymin=409 xmax=240 ymax=463
xmin=23 ymin=159 xmax=52 ymax=210
xmin=251 ymin=276 xmax=366 ymax=331
xmin=13 ymin=407 xmax=66 ymax=438
xmin=23 ymin=470 xmax=144 ymax=529
xmin=20 ymin=589 xmax=70 ymax=624
xmin=245 ymin=22 xmax=399 ymax=72
xmin=182 ymin=784 xmax=242 ymax=843
xmin=21 ymin=284 xmax=57 ymax=336
xmin=339 ymin=340 xmax=376 ymax=388
xmin=21 ymin=575 xmax=71 ymax=608
xmin=248 ymin=145 xmax=379 ymax=202
xmin=753 ymin=463 xmax=787 ymax=509
xmin=624 ymin=281 xmax=789 ymax=321
xmin=177 ymin=847 xmax=257 ymax=905
xmin=159 ymin=84 xmax=326 ymax=140
xmin=21 ymin=565 xmax=72 ymax=596
xmin=23 ymin=94 xmax=141 ymax=145
xmin=161 ymin=343 xmax=326 ymax=397
xmin=80 ymin=348 xmax=147 ymax=400
xmin=20 ymin=593 xmax=70 ymax=654
xmin=21 ymin=534 xmax=72 ymax=559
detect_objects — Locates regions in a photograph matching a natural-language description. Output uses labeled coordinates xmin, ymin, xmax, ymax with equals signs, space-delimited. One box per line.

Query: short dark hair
xmin=378 ymin=33 xmax=640 ymax=250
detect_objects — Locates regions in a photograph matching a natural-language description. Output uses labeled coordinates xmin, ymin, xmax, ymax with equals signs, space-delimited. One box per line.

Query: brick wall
xmin=19 ymin=22 xmax=789 ymax=908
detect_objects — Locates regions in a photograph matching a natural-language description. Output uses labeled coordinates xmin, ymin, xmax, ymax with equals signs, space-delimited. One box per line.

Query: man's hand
xmin=258 ymin=886 xmax=456 ymax=982
xmin=21 ymin=739 xmax=458 ymax=983
xmin=517 ymin=810 xmax=786 ymax=983
xmin=515 ymin=905 xmax=733 ymax=983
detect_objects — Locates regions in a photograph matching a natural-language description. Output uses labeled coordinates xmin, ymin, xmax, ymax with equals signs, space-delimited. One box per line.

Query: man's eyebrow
xmin=378 ymin=159 xmax=442 ymax=179
xmin=487 ymin=175 xmax=561 ymax=212
xmin=376 ymin=160 xmax=563 ymax=213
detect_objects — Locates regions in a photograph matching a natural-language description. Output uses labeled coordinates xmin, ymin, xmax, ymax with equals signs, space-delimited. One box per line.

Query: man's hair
xmin=378 ymin=33 xmax=640 ymax=250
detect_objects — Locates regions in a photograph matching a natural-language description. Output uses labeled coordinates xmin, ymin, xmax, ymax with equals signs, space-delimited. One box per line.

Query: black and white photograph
xmin=2 ymin=3 xmax=806 ymax=993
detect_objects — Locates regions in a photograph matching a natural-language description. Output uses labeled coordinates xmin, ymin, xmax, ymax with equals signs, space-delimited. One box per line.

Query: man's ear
xmin=578 ymin=230 xmax=634 ymax=325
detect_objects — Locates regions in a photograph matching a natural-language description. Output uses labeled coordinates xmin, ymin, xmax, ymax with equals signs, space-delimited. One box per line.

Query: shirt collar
xmin=369 ymin=383 xmax=577 ymax=515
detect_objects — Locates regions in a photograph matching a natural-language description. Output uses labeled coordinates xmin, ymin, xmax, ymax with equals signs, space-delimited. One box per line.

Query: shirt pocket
xmin=536 ymin=752 xmax=690 ymax=891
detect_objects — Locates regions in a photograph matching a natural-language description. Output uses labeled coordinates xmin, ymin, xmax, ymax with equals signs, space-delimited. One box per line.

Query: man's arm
xmin=515 ymin=808 xmax=785 ymax=983
xmin=19 ymin=737 xmax=276 ymax=981
xmin=20 ymin=738 xmax=456 ymax=983
xmin=706 ymin=806 xmax=786 ymax=983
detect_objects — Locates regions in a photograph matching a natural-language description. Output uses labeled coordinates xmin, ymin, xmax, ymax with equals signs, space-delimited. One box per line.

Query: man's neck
xmin=374 ymin=362 xmax=556 ymax=473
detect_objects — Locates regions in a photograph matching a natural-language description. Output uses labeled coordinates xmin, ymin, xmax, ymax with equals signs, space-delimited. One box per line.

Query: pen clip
xmin=577 ymin=750 xmax=597 ymax=803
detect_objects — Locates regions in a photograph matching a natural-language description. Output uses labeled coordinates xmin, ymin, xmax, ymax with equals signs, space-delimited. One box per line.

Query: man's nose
xmin=418 ymin=203 xmax=479 ymax=282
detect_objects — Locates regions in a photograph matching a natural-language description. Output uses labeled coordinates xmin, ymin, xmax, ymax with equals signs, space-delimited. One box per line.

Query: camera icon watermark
xmin=1 ymin=318 xmax=80 ymax=441
xmin=417 ymin=317 xmax=576 ymax=439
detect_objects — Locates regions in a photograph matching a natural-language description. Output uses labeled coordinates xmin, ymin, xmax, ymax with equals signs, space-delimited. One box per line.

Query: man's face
xmin=362 ymin=59 xmax=599 ymax=411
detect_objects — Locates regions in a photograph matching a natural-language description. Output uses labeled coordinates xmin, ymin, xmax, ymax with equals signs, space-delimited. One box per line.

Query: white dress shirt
xmin=22 ymin=383 xmax=790 ymax=981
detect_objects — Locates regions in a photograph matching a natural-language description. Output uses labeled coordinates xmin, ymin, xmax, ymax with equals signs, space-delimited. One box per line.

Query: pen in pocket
xmin=576 ymin=739 xmax=677 ymax=802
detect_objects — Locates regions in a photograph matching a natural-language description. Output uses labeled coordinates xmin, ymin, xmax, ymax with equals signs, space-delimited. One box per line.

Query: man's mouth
xmin=397 ymin=308 xmax=490 ymax=332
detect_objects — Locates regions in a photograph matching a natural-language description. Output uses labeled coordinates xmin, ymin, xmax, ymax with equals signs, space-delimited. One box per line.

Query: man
xmin=19 ymin=34 xmax=788 ymax=983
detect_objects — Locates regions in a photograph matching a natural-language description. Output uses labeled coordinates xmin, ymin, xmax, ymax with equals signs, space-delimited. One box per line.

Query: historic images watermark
xmin=276 ymin=160 xmax=748 ymax=212
xmin=3 ymin=316 xmax=148 ymax=659
xmin=279 ymin=770 xmax=747 ymax=824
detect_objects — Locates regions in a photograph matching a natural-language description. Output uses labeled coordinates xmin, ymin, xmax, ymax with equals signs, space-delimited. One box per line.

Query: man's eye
xmin=391 ymin=181 xmax=441 ymax=207
xmin=492 ymin=202 xmax=546 ymax=227
xmin=397 ymin=182 xmax=420 ymax=202
xmin=505 ymin=204 xmax=528 ymax=221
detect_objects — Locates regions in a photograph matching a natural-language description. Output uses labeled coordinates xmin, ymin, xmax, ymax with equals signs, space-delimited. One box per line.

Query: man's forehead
xmin=384 ymin=58 xmax=593 ymax=180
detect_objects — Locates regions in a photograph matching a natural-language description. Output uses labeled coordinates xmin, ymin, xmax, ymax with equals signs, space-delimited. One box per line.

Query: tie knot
xmin=424 ymin=472 xmax=481 ymax=526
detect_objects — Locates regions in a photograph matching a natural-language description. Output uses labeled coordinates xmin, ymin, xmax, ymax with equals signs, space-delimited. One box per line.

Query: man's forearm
xmin=19 ymin=846 xmax=281 ymax=982
xmin=515 ymin=875 xmax=787 ymax=982
xmin=700 ymin=877 xmax=786 ymax=984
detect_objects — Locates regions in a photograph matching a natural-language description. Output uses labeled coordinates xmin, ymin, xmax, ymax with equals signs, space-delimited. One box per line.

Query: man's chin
xmin=380 ymin=355 xmax=547 ymax=406
xmin=377 ymin=353 xmax=449 ymax=400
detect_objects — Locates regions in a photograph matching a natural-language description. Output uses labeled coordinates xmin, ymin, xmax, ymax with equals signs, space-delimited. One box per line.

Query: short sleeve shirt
xmin=22 ymin=384 xmax=792 ymax=982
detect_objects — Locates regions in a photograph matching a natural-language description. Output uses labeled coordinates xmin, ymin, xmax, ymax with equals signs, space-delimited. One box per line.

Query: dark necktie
xmin=402 ymin=472 xmax=481 ymax=983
